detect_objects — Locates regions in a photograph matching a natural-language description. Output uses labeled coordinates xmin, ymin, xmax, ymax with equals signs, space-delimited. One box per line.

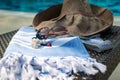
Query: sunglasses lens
xmin=39 ymin=27 xmax=49 ymax=34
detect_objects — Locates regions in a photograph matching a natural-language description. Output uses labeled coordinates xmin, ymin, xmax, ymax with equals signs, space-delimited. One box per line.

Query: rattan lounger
xmin=0 ymin=26 xmax=120 ymax=80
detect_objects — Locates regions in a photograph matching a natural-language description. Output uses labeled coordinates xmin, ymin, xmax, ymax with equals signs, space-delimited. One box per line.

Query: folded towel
xmin=80 ymin=34 xmax=113 ymax=52
xmin=0 ymin=26 xmax=107 ymax=80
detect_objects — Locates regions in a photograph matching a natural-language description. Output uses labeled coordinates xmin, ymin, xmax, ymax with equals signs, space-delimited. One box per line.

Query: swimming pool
xmin=0 ymin=0 xmax=119 ymax=16
xmin=88 ymin=0 xmax=120 ymax=16
xmin=0 ymin=0 xmax=63 ymax=12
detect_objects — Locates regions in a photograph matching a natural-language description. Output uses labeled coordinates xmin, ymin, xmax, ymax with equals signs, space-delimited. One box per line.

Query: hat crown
xmin=60 ymin=0 xmax=94 ymax=16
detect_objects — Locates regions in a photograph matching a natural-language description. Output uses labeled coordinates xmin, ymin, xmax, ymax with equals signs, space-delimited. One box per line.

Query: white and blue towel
xmin=0 ymin=26 xmax=106 ymax=80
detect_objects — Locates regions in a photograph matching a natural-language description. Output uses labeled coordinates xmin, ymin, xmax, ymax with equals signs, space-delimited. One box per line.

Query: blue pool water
xmin=0 ymin=0 xmax=120 ymax=16
xmin=88 ymin=0 xmax=120 ymax=16
xmin=0 ymin=0 xmax=63 ymax=12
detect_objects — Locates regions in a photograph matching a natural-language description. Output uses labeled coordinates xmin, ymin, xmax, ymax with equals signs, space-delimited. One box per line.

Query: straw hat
xmin=32 ymin=0 xmax=113 ymax=36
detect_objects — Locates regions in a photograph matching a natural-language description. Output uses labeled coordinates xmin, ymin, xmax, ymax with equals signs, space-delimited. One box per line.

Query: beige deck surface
xmin=109 ymin=63 xmax=120 ymax=80
xmin=0 ymin=10 xmax=36 ymax=34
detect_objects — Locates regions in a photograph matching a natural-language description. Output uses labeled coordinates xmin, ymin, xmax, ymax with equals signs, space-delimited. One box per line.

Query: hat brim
xmin=33 ymin=4 xmax=62 ymax=27
xmin=33 ymin=4 xmax=113 ymax=34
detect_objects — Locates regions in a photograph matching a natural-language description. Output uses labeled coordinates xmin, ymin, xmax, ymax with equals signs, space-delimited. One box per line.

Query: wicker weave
xmin=0 ymin=26 xmax=120 ymax=80
xmin=0 ymin=30 xmax=17 ymax=58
